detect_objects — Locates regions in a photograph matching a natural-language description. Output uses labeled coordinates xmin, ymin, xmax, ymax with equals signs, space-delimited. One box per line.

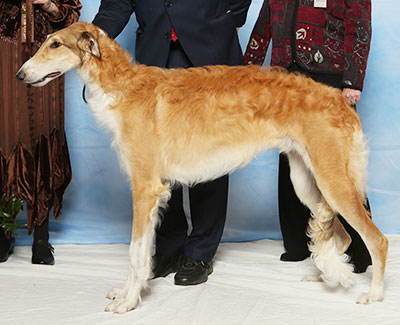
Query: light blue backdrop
xmin=16 ymin=0 xmax=400 ymax=245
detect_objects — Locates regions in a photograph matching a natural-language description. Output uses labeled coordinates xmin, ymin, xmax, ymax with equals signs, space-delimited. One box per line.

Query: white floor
xmin=1 ymin=235 xmax=400 ymax=325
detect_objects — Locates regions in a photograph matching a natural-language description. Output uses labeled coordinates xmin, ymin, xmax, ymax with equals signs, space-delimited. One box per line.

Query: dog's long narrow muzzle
xmin=16 ymin=67 xmax=61 ymax=85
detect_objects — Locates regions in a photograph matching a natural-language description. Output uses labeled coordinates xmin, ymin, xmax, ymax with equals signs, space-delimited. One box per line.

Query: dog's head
xmin=16 ymin=22 xmax=103 ymax=87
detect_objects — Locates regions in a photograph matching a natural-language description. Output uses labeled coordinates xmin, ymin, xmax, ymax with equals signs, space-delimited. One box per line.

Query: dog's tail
xmin=307 ymin=201 xmax=355 ymax=288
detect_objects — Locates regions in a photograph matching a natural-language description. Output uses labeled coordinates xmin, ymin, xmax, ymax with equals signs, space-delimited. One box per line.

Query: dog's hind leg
xmin=105 ymin=180 xmax=171 ymax=313
xmin=353 ymin=212 xmax=388 ymax=304
xmin=286 ymin=150 xmax=321 ymax=215
xmin=320 ymin=187 xmax=388 ymax=303
xmin=308 ymin=139 xmax=388 ymax=303
xmin=286 ymin=151 xmax=353 ymax=285
xmin=320 ymin=184 xmax=388 ymax=303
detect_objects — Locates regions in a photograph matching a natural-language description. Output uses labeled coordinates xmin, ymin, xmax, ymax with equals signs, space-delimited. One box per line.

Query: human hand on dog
xmin=342 ymin=88 xmax=361 ymax=106
xmin=32 ymin=0 xmax=61 ymax=18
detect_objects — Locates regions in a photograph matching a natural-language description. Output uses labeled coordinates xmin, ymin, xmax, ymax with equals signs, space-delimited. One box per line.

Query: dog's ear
xmin=77 ymin=31 xmax=101 ymax=59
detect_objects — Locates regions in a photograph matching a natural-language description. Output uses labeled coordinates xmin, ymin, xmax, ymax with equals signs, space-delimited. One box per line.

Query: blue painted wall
xmin=15 ymin=1 xmax=400 ymax=245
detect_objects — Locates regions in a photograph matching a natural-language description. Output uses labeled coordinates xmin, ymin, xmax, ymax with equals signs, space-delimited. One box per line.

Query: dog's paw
xmin=301 ymin=274 xmax=322 ymax=282
xmin=104 ymin=299 xmax=119 ymax=312
xmin=104 ymin=298 xmax=139 ymax=314
xmin=114 ymin=300 xmax=138 ymax=314
xmin=106 ymin=287 xmax=127 ymax=300
xmin=356 ymin=292 xmax=384 ymax=304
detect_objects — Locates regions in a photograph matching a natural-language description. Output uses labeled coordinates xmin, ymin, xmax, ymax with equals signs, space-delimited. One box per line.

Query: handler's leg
xmin=153 ymin=186 xmax=188 ymax=278
xmin=174 ymin=175 xmax=228 ymax=285
xmin=278 ymin=153 xmax=311 ymax=261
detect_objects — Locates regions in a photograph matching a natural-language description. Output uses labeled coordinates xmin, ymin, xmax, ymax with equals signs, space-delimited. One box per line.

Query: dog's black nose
xmin=16 ymin=70 xmax=25 ymax=81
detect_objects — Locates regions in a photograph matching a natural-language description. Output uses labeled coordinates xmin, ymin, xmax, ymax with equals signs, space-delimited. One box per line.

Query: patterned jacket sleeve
xmin=44 ymin=0 xmax=82 ymax=29
xmin=244 ymin=0 xmax=271 ymax=66
xmin=342 ymin=0 xmax=372 ymax=91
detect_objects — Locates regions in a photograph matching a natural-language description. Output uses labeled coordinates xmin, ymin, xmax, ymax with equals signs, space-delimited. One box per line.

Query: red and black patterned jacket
xmin=244 ymin=0 xmax=371 ymax=90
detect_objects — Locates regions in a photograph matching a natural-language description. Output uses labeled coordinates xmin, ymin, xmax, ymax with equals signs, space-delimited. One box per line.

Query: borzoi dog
xmin=17 ymin=22 xmax=388 ymax=313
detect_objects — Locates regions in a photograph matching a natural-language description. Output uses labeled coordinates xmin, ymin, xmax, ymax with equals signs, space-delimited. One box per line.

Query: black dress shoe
xmin=280 ymin=251 xmax=310 ymax=262
xmin=32 ymin=240 xmax=55 ymax=265
xmin=152 ymin=254 xmax=180 ymax=279
xmin=174 ymin=257 xmax=213 ymax=286
xmin=0 ymin=235 xmax=15 ymax=263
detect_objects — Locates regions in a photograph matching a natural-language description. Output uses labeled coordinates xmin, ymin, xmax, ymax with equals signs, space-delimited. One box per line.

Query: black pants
xmin=278 ymin=63 xmax=371 ymax=268
xmin=155 ymin=41 xmax=228 ymax=263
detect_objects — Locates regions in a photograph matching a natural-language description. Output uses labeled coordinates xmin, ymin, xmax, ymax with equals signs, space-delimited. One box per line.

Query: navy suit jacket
xmin=92 ymin=0 xmax=251 ymax=67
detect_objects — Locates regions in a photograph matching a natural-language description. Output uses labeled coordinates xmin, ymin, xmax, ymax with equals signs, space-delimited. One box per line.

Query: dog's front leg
xmin=105 ymin=230 xmax=152 ymax=314
xmin=105 ymin=181 xmax=170 ymax=313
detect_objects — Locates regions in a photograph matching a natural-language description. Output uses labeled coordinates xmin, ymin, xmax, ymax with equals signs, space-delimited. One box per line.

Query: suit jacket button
xmin=164 ymin=33 xmax=170 ymax=39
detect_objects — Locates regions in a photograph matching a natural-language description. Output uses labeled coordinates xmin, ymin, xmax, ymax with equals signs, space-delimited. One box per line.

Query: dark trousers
xmin=278 ymin=63 xmax=371 ymax=268
xmin=155 ymin=41 xmax=229 ymax=263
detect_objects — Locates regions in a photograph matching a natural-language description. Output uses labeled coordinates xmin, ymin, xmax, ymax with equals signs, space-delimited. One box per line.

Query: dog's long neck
xmin=76 ymin=35 xmax=138 ymax=134
xmin=76 ymin=32 xmax=164 ymax=134
xmin=77 ymin=34 xmax=137 ymax=96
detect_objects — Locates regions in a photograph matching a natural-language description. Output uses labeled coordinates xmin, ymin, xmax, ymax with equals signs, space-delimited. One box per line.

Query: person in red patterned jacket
xmin=244 ymin=0 xmax=372 ymax=273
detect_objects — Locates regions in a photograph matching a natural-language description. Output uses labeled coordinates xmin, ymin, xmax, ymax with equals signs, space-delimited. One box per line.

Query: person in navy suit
xmin=92 ymin=0 xmax=251 ymax=285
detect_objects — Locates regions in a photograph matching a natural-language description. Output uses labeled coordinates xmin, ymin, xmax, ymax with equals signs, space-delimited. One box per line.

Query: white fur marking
xmin=106 ymin=188 xmax=170 ymax=313
xmin=78 ymin=68 xmax=131 ymax=176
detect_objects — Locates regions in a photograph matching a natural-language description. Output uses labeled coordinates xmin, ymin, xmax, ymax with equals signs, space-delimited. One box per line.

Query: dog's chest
xmin=84 ymin=84 xmax=131 ymax=176
xmin=86 ymin=87 xmax=119 ymax=135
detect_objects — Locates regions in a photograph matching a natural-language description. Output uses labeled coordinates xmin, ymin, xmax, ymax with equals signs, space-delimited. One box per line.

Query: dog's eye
xmin=50 ymin=41 xmax=62 ymax=49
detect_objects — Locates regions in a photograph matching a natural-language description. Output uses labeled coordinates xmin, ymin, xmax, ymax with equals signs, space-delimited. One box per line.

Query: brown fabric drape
xmin=0 ymin=0 xmax=82 ymax=233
